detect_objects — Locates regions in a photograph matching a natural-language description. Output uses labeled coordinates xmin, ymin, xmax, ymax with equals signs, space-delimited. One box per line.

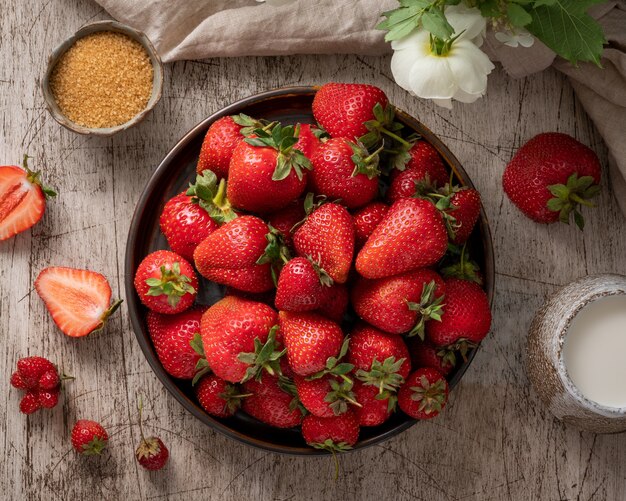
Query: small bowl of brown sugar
xmin=42 ymin=20 xmax=163 ymax=136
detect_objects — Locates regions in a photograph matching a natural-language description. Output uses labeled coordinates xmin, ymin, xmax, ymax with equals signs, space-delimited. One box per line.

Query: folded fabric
xmin=95 ymin=0 xmax=626 ymax=216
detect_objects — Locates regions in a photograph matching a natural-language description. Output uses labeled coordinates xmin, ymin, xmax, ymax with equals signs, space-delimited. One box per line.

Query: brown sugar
xmin=50 ymin=31 xmax=153 ymax=128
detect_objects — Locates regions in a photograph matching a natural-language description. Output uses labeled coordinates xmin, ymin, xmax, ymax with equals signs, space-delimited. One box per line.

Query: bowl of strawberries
xmin=125 ymin=84 xmax=494 ymax=455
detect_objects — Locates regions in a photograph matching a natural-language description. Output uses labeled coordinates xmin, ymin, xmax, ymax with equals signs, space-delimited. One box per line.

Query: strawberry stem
xmin=137 ymin=396 xmax=146 ymax=443
xmin=380 ymin=128 xmax=410 ymax=147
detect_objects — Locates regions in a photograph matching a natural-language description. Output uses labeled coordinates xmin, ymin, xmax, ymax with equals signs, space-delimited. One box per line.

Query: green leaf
xmin=526 ymin=0 xmax=606 ymax=66
xmin=421 ymin=8 xmax=454 ymax=40
xmin=376 ymin=0 xmax=432 ymax=42
xmin=477 ymin=0 xmax=502 ymax=18
xmin=507 ymin=3 xmax=533 ymax=27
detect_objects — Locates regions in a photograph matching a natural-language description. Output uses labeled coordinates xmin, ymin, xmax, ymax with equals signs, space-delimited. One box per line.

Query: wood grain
xmin=1 ymin=0 xmax=625 ymax=500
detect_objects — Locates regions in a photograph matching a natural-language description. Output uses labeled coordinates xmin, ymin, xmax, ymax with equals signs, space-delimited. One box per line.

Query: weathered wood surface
xmin=1 ymin=1 xmax=625 ymax=500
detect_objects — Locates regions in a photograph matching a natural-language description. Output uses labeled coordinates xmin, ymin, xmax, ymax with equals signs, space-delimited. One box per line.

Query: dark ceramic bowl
xmin=125 ymin=86 xmax=495 ymax=455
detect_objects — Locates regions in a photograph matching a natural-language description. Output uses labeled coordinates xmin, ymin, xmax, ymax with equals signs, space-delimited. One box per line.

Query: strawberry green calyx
xmin=417 ymin=183 xmax=464 ymax=239
xmin=350 ymin=141 xmax=382 ymax=179
xmin=144 ymin=262 xmax=196 ymax=308
xmin=257 ymin=225 xmax=292 ymax=285
xmin=187 ymin=170 xmax=237 ymax=224
xmin=358 ymin=102 xmax=407 ymax=150
xmin=22 ymin=154 xmax=57 ymax=199
xmin=325 ymin=378 xmax=361 ymax=415
xmin=218 ymin=383 xmax=252 ymax=414
xmin=308 ymin=256 xmax=334 ymax=288
xmin=406 ymin=280 xmax=445 ymax=339
xmin=410 ymin=375 xmax=448 ymax=415
xmin=278 ymin=376 xmax=308 ymax=415
xmin=356 ymin=356 xmax=406 ymax=398
xmin=237 ymin=326 xmax=286 ymax=382
xmin=190 ymin=333 xmax=211 ymax=385
xmin=310 ymin=438 xmax=353 ymax=453
xmin=231 ymin=113 xmax=267 ymax=136
xmin=307 ymin=337 xmax=354 ymax=381
xmin=441 ymin=339 xmax=478 ymax=364
xmin=244 ymin=124 xmax=312 ymax=182
xmin=310 ymin=439 xmax=352 ymax=479
xmin=441 ymin=243 xmax=483 ymax=285
xmin=311 ymin=124 xmax=330 ymax=141
xmin=81 ymin=435 xmax=107 ymax=456
xmin=547 ymin=173 xmax=600 ymax=230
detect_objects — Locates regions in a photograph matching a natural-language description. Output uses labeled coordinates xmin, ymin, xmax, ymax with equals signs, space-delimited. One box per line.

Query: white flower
xmin=256 ymin=0 xmax=296 ymax=6
xmin=390 ymin=6 xmax=495 ymax=109
xmin=495 ymin=29 xmax=535 ymax=48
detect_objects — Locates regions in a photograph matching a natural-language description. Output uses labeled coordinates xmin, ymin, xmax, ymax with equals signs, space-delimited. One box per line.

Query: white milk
xmin=562 ymin=294 xmax=626 ymax=409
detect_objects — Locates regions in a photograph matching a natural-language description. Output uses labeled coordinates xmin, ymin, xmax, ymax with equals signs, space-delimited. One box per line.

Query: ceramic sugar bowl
xmin=527 ymin=274 xmax=626 ymax=433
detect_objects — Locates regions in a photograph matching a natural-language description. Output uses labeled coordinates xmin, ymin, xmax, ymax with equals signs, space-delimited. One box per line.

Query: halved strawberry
xmin=35 ymin=267 xmax=122 ymax=337
xmin=0 ymin=156 xmax=56 ymax=241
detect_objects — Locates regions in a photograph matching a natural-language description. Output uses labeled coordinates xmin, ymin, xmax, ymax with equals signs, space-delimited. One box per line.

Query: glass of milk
xmin=527 ymin=274 xmax=626 ymax=433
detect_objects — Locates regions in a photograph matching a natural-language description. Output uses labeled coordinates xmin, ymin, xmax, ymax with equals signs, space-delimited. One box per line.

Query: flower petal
xmin=391 ymin=31 xmax=431 ymax=91
xmin=407 ymin=55 xmax=457 ymax=100
xmin=444 ymin=4 xmax=486 ymax=44
xmin=451 ymin=40 xmax=495 ymax=76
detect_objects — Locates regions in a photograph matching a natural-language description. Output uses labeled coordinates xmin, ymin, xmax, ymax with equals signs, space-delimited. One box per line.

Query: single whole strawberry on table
xmin=2 ymin=82 xmax=602 ymax=463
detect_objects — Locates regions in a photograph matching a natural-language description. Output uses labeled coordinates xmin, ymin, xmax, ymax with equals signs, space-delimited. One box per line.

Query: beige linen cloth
xmin=97 ymin=0 xmax=626 ymax=216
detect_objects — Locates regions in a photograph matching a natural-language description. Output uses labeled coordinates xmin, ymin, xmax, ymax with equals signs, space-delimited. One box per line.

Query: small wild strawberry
xmin=71 ymin=420 xmax=109 ymax=455
xmin=135 ymin=399 xmax=169 ymax=471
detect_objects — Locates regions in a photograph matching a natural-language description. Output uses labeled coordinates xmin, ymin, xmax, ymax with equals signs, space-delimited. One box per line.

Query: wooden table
xmin=2 ymin=1 xmax=625 ymax=500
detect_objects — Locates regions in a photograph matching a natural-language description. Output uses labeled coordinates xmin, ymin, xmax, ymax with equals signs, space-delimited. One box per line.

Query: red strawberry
xmin=0 ymin=155 xmax=56 ymax=241
xmin=446 ymin=188 xmax=481 ymax=244
xmin=201 ymin=297 xmax=281 ymax=383
xmin=293 ymin=201 xmax=354 ymax=284
xmin=309 ymin=138 xmax=379 ymax=209
xmin=295 ymin=374 xmax=359 ymax=417
xmin=11 ymin=356 xmax=64 ymax=414
xmin=242 ymin=375 xmax=305 ymax=428
xmin=136 ymin=436 xmax=169 ymax=471
xmin=422 ymin=185 xmax=481 ymax=245
xmin=356 ymin=198 xmax=447 ymax=279
xmin=193 ymin=216 xmax=275 ymax=293
xmin=294 ymin=123 xmax=320 ymax=159
xmin=387 ymin=141 xmax=449 ymax=203
xmin=134 ymin=251 xmax=198 ymax=314
xmin=351 ymin=269 xmax=445 ymax=337
xmin=353 ymin=381 xmax=393 ymax=427
xmin=266 ymin=199 xmax=305 ymax=251
xmin=316 ymin=283 xmax=349 ymax=322
xmin=312 ymin=83 xmax=389 ymax=141
xmin=301 ymin=410 xmax=359 ymax=451
xmin=408 ymin=338 xmax=455 ymax=376
xmin=146 ymin=308 xmax=207 ymax=380
xmin=353 ymin=202 xmax=388 ymax=249
xmin=20 ymin=392 xmax=44 ymax=414
xmin=196 ymin=114 xmax=262 ymax=178
xmin=502 ymin=132 xmax=602 ymax=229
xmin=275 ymin=257 xmax=332 ymax=312
xmin=36 ymin=267 xmax=123 ymax=337
xmin=426 ymin=278 xmax=491 ymax=353
xmin=12 ymin=356 xmax=57 ymax=389
xmin=347 ymin=323 xmax=410 ymax=398
xmin=398 ymin=368 xmax=449 ymax=420
xmin=71 ymin=420 xmax=108 ymax=455
xmin=135 ymin=400 xmax=169 ymax=471
xmin=159 ymin=192 xmax=219 ymax=263
xmin=227 ymin=124 xmax=311 ymax=213
xmin=279 ymin=311 xmax=345 ymax=377
xmin=195 ymin=374 xmax=247 ymax=418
